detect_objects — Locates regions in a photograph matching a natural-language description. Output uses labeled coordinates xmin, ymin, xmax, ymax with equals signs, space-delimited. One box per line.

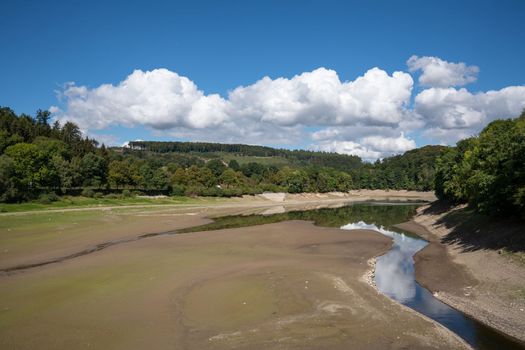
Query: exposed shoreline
xmin=0 ymin=189 xmax=436 ymax=216
xmin=0 ymin=190 xmax=434 ymax=273
xmin=408 ymin=204 xmax=525 ymax=343
xmin=0 ymin=208 xmax=468 ymax=349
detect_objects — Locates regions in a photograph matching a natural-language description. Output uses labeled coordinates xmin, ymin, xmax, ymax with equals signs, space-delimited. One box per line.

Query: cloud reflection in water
xmin=340 ymin=221 xmax=427 ymax=303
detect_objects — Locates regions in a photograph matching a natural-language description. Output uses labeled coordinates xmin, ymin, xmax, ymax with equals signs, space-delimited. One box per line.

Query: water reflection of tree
xmin=180 ymin=204 xmax=419 ymax=233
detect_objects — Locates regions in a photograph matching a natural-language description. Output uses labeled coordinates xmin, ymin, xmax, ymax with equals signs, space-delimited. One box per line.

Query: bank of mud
xmin=405 ymin=205 xmax=525 ymax=343
xmin=0 ymin=202 xmax=469 ymax=350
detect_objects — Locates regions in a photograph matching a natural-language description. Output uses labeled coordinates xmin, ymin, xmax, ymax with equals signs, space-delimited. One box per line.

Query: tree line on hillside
xmin=351 ymin=145 xmax=447 ymax=191
xmin=127 ymin=140 xmax=445 ymax=191
xmin=435 ymin=111 xmax=525 ymax=218
xmin=0 ymin=105 xmax=451 ymax=204
xmin=128 ymin=140 xmax=364 ymax=172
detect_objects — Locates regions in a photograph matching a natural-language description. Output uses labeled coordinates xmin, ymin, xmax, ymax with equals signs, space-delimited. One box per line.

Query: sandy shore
xmin=0 ymin=195 xmax=469 ymax=350
xmin=408 ymin=205 xmax=525 ymax=343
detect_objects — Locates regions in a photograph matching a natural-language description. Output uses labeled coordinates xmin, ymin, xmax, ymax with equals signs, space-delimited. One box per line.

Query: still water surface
xmin=341 ymin=218 xmax=524 ymax=350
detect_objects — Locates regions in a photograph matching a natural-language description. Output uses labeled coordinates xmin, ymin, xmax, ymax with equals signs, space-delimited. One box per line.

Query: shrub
xmin=171 ymin=184 xmax=186 ymax=196
xmin=122 ymin=189 xmax=132 ymax=197
xmin=93 ymin=192 xmax=103 ymax=199
xmin=37 ymin=192 xmax=59 ymax=204
xmin=81 ymin=188 xmax=95 ymax=198
xmin=223 ymin=188 xmax=243 ymax=197
xmin=201 ymin=187 xmax=223 ymax=197
xmin=184 ymin=185 xmax=205 ymax=197
xmin=105 ymin=193 xmax=120 ymax=199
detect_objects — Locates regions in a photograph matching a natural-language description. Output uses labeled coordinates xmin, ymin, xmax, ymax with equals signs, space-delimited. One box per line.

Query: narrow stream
xmin=341 ymin=220 xmax=524 ymax=350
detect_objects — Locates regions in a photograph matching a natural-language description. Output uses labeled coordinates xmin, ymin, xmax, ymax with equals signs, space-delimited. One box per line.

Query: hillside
xmin=126 ymin=140 xmax=363 ymax=172
xmin=124 ymin=140 xmax=446 ymax=192
xmin=1 ymin=106 xmax=445 ymax=202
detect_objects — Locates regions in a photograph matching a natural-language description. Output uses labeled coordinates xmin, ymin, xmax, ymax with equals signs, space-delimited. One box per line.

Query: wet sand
xmin=0 ymin=199 xmax=469 ymax=349
xmin=406 ymin=206 xmax=525 ymax=342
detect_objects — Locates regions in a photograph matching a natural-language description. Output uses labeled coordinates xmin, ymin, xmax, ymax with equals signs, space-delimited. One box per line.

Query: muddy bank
xmin=268 ymin=189 xmax=437 ymax=203
xmin=0 ymin=189 xmax=436 ymax=217
xmin=0 ymin=216 xmax=468 ymax=349
xmin=407 ymin=205 xmax=525 ymax=343
xmin=0 ymin=191 xmax=433 ymax=273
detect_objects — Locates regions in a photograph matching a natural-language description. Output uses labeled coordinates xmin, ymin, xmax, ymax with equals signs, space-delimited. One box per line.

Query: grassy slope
xmin=0 ymin=196 xmax=226 ymax=213
xmin=219 ymin=153 xmax=293 ymax=166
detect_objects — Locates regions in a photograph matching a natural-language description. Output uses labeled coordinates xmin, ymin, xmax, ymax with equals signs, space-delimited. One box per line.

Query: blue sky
xmin=1 ymin=0 xmax=525 ymax=159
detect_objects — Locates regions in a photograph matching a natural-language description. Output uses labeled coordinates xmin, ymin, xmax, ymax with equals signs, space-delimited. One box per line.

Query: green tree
xmin=151 ymin=168 xmax=169 ymax=190
xmin=335 ymin=172 xmax=353 ymax=191
xmin=0 ymin=155 xmax=20 ymax=202
xmin=0 ymin=131 xmax=24 ymax=154
xmin=4 ymin=143 xmax=49 ymax=191
xmin=35 ymin=109 xmax=51 ymax=137
xmin=81 ymin=153 xmax=108 ymax=187
xmin=108 ymin=160 xmax=131 ymax=189
xmin=33 ymin=137 xmax=69 ymax=159
xmin=434 ymin=111 xmax=525 ymax=217
xmin=285 ymin=170 xmax=308 ymax=193
xmin=206 ymin=159 xmax=226 ymax=177
xmin=228 ymin=159 xmax=240 ymax=171
xmin=171 ymin=167 xmax=188 ymax=186
xmin=220 ymin=168 xmax=243 ymax=188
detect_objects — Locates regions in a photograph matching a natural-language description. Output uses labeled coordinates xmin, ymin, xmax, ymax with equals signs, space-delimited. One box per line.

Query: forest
xmin=0 ymin=106 xmax=442 ymax=202
xmin=434 ymin=110 xmax=525 ymax=217
xmin=1 ymin=105 xmax=523 ymax=218
xmin=128 ymin=140 xmax=363 ymax=172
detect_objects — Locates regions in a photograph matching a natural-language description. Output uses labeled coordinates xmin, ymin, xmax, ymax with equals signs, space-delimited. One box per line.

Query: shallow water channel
xmin=185 ymin=202 xmax=524 ymax=349
xmin=340 ymin=219 xmax=524 ymax=350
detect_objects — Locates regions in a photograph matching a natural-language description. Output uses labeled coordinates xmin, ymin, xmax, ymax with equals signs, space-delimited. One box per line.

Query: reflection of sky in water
xmin=341 ymin=221 xmax=427 ymax=302
xmin=339 ymin=221 xmax=525 ymax=350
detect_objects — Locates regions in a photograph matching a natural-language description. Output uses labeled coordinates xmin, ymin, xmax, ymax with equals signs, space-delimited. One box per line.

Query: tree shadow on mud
xmin=421 ymin=202 xmax=525 ymax=253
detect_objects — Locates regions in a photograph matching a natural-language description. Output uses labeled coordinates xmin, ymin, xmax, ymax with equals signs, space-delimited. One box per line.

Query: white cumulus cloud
xmin=314 ymin=133 xmax=416 ymax=161
xmin=228 ymin=67 xmax=413 ymax=126
xmin=407 ymin=55 xmax=479 ymax=87
xmin=51 ymin=66 xmax=416 ymax=159
xmin=414 ymin=85 xmax=525 ymax=143
xmin=50 ymin=57 xmax=525 ymax=161
xmin=53 ymin=66 xmax=414 ymax=131
xmin=54 ymin=69 xmax=228 ymax=130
